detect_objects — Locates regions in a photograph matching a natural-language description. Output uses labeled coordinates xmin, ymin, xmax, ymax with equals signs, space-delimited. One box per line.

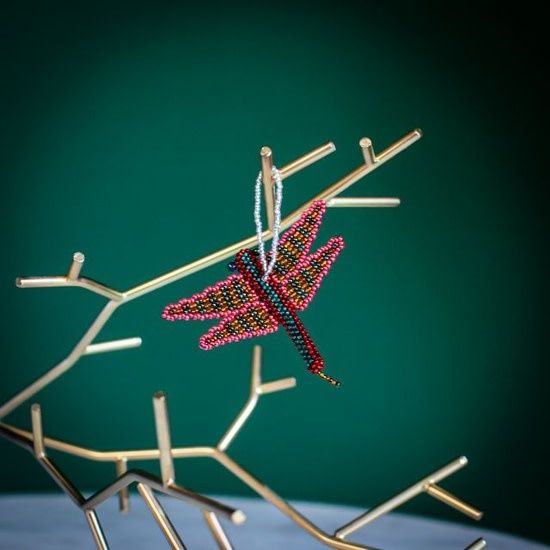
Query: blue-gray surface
xmin=0 ymin=494 xmax=547 ymax=549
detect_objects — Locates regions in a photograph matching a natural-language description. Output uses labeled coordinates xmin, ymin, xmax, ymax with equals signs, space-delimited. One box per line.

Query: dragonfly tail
xmin=315 ymin=371 xmax=341 ymax=387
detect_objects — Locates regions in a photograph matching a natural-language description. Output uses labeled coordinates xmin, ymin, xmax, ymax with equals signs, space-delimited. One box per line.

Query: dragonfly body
xmin=236 ymin=248 xmax=324 ymax=374
xmin=162 ymin=200 xmax=344 ymax=386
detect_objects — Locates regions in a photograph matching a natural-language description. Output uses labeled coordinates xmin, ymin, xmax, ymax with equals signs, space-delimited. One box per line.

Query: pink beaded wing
xmin=163 ymin=200 xmax=344 ymax=386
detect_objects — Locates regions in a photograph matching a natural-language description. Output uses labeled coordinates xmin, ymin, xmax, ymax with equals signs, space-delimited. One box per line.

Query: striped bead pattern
xmin=236 ymin=249 xmax=324 ymax=374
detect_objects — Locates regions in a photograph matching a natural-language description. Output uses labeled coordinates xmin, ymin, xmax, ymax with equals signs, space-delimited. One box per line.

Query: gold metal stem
xmin=85 ymin=510 xmax=109 ymax=550
xmin=217 ymin=393 xmax=259 ymax=452
xmin=334 ymin=456 xmax=469 ymax=539
xmin=261 ymin=146 xmax=274 ymax=230
xmin=3 ymin=406 xmax=370 ymax=549
xmin=215 ymin=450 xmax=377 ymax=550
xmin=217 ymin=346 xmax=261 ymax=451
xmin=283 ymin=129 xmax=422 ymax=228
xmin=137 ymin=483 xmax=186 ymax=550
xmin=124 ymin=130 xmax=420 ymax=301
xmin=1 ymin=422 xmax=217 ymax=461
xmin=0 ymin=300 xmax=120 ymax=420
xmin=28 ymin=405 xmax=85 ymax=507
xmin=67 ymin=252 xmax=85 ymax=280
xmin=359 ymin=138 xmax=376 ymax=167
xmin=217 ymin=345 xmax=295 ymax=451
xmin=39 ymin=455 xmax=85 ymax=506
xmin=83 ymin=468 xmax=245 ymax=522
xmin=115 ymin=458 xmax=129 ymax=513
xmin=3 ymin=408 xmax=245 ymax=543
xmin=258 ymin=377 xmax=296 ymax=394
xmin=203 ymin=510 xmax=233 ymax=550
xmin=465 ymin=538 xmax=487 ymax=550
xmin=425 ymin=483 xmax=483 ymax=520
xmin=31 ymin=404 xmax=45 ymax=458
xmin=84 ymin=337 xmax=142 ymax=355
xmin=16 ymin=276 xmax=124 ymax=301
xmin=327 ymin=198 xmax=400 ymax=208
xmin=153 ymin=392 xmax=175 ymax=486
xmin=279 ymin=142 xmax=336 ymax=179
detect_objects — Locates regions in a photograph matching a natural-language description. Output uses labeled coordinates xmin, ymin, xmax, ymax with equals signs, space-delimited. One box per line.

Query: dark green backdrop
xmin=1 ymin=2 xmax=547 ymax=545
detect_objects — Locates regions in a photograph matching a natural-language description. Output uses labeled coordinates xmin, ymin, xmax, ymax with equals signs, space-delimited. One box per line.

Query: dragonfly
xmin=162 ymin=200 xmax=345 ymax=387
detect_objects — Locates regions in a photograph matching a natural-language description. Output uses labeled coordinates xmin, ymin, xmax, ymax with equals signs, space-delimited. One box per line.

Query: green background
xmin=1 ymin=1 xmax=547 ymax=545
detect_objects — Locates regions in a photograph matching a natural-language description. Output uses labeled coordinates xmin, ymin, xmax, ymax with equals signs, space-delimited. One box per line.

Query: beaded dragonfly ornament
xmin=162 ymin=171 xmax=344 ymax=387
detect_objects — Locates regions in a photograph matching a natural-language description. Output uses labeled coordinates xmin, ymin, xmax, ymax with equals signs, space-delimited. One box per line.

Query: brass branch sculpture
xmin=0 ymin=401 xmax=246 ymax=549
xmin=1 ymin=346 xmax=484 ymax=549
xmin=1 ymin=129 xmax=486 ymax=548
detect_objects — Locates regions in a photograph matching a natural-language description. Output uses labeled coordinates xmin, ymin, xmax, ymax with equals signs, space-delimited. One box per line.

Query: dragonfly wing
xmin=162 ymin=274 xmax=255 ymax=321
xmin=199 ymin=303 xmax=279 ymax=350
xmin=283 ymin=236 xmax=344 ymax=310
xmin=270 ymin=200 xmax=327 ymax=281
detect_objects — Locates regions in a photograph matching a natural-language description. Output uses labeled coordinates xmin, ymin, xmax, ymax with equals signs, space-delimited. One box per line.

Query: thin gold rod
xmin=334 ymin=456 xmax=469 ymax=539
xmin=137 ymin=483 xmax=186 ymax=550
xmin=283 ymin=129 xmax=422 ymax=227
xmin=217 ymin=346 xmax=261 ymax=451
xmin=217 ymin=346 xmax=295 ymax=451
xmin=359 ymin=138 xmax=376 ymax=167
xmin=124 ymin=130 xmax=419 ymax=301
xmin=250 ymin=345 xmax=262 ymax=391
xmin=153 ymin=392 xmax=175 ymax=486
xmin=83 ymin=468 xmax=245 ymax=523
xmin=15 ymin=276 xmax=124 ymax=301
xmin=39 ymin=455 xmax=85 ymax=506
xmin=261 ymin=147 xmax=274 ymax=231
xmin=1 ymin=420 xmax=372 ymax=549
xmin=67 ymin=252 xmax=85 ymax=280
xmin=203 ymin=510 xmax=233 ymax=550
xmin=465 ymin=538 xmax=487 ymax=550
xmin=217 ymin=390 xmax=258 ymax=452
xmin=258 ymin=377 xmax=296 ymax=395
xmin=1 ymin=422 xmax=216 ymax=461
xmin=115 ymin=458 xmax=129 ymax=514
xmin=31 ymin=404 xmax=45 ymax=458
xmin=426 ymin=483 xmax=483 ymax=520
xmin=327 ymin=198 xmax=400 ymax=208
xmin=24 ymin=405 xmax=85 ymax=507
xmin=279 ymin=142 xmax=336 ymax=179
xmin=84 ymin=337 xmax=142 ymax=355
xmin=216 ymin=450 xmax=377 ymax=550
xmin=85 ymin=510 xmax=109 ymax=550
xmin=0 ymin=300 xmax=120 ymax=420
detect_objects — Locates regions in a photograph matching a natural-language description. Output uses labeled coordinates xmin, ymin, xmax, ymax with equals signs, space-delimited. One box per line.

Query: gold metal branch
xmin=84 ymin=337 xmax=142 ymax=356
xmin=1 ymin=347 xmax=483 ymax=550
xmin=16 ymin=252 xmax=124 ymax=300
xmin=137 ymin=483 xmax=185 ymax=550
xmin=334 ymin=456 xmax=483 ymax=545
xmin=1 ymin=404 xmax=245 ymax=550
xmin=1 ymin=347 xmax=379 ymax=550
xmin=1 ymin=129 xmax=421 ymax=422
xmin=465 ymin=538 xmax=487 ymax=550
xmin=217 ymin=345 xmax=296 ymax=452
xmin=261 ymin=146 xmax=275 ymax=230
